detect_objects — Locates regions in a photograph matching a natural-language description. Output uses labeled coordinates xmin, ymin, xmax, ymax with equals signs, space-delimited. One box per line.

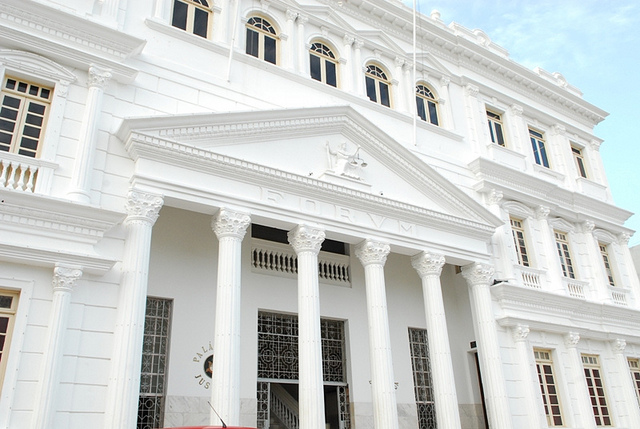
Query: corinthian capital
xmin=212 ymin=208 xmax=251 ymax=239
xmin=411 ymin=252 xmax=445 ymax=278
xmin=461 ymin=263 xmax=494 ymax=287
xmin=52 ymin=264 xmax=83 ymax=293
xmin=564 ymin=331 xmax=580 ymax=347
xmin=355 ymin=240 xmax=390 ymax=267
xmin=124 ymin=189 xmax=163 ymax=225
xmin=87 ymin=65 xmax=112 ymax=89
xmin=511 ymin=324 xmax=530 ymax=342
xmin=611 ymin=338 xmax=626 ymax=354
xmin=288 ymin=225 xmax=325 ymax=254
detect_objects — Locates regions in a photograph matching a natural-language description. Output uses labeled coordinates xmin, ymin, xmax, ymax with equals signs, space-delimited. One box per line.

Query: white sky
xmin=406 ymin=1 xmax=640 ymax=246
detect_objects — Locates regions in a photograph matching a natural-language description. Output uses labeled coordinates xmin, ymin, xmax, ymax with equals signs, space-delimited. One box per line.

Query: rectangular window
xmin=628 ymin=358 xmax=640 ymax=404
xmin=529 ymin=128 xmax=550 ymax=168
xmin=365 ymin=76 xmax=377 ymax=103
xmin=0 ymin=290 xmax=19 ymax=393
xmin=264 ymin=36 xmax=277 ymax=65
xmin=572 ymin=146 xmax=588 ymax=178
xmin=599 ymin=244 xmax=615 ymax=287
xmin=137 ymin=297 xmax=173 ymax=429
xmin=310 ymin=54 xmax=321 ymax=81
xmin=510 ymin=217 xmax=530 ymax=266
xmin=409 ymin=328 xmax=436 ymax=429
xmin=487 ymin=110 xmax=506 ymax=146
xmin=379 ymin=81 xmax=390 ymax=107
xmin=171 ymin=0 xmax=211 ymax=38
xmin=245 ymin=28 xmax=259 ymax=58
xmin=534 ymin=349 xmax=563 ymax=427
xmin=0 ymin=77 xmax=51 ymax=158
xmin=582 ymin=354 xmax=612 ymax=426
xmin=554 ymin=231 xmax=575 ymax=279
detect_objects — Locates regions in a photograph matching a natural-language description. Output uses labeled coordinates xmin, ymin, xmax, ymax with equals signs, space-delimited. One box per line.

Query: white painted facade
xmin=0 ymin=0 xmax=638 ymax=428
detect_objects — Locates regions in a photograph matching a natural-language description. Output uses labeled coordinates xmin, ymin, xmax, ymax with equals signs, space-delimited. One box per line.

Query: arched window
xmin=171 ymin=0 xmax=212 ymax=39
xmin=416 ymin=84 xmax=439 ymax=125
xmin=309 ymin=42 xmax=337 ymax=87
xmin=246 ymin=17 xmax=278 ymax=64
xmin=365 ymin=64 xmax=391 ymax=107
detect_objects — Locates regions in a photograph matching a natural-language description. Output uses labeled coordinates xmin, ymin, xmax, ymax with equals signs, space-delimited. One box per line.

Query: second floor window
xmin=0 ymin=77 xmax=51 ymax=158
xmin=582 ymin=354 xmax=612 ymax=427
xmin=416 ymin=84 xmax=439 ymax=125
xmin=171 ymin=0 xmax=212 ymax=38
xmin=529 ymin=128 xmax=549 ymax=168
xmin=365 ymin=64 xmax=391 ymax=107
xmin=309 ymin=43 xmax=337 ymax=87
xmin=554 ymin=231 xmax=575 ymax=279
xmin=487 ymin=110 xmax=506 ymax=146
xmin=599 ymin=244 xmax=615 ymax=286
xmin=510 ymin=217 xmax=530 ymax=266
xmin=246 ymin=17 xmax=277 ymax=65
xmin=628 ymin=358 xmax=640 ymax=405
xmin=572 ymin=146 xmax=588 ymax=178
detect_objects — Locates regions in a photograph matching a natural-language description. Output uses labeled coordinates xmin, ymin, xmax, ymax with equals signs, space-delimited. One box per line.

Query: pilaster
xmin=288 ymin=225 xmax=326 ymax=429
xmin=355 ymin=240 xmax=399 ymax=429
xmin=296 ymin=15 xmax=308 ymax=73
xmin=611 ymin=339 xmax=640 ymax=427
xmin=210 ymin=209 xmax=251 ymax=426
xmin=510 ymin=324 xmax=545 ymax=429
xmin=564 ymin=332 xmax=596 ymax=429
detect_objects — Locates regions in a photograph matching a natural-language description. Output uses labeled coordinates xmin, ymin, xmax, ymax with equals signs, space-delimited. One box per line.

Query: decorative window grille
xmin=246 ymin=17 xmax=277 ymax=64
xmin=554 ymin=231 xmax=575 ymax=279
xmin=408 ymin=328 xmax=436 ymax=429
xmin=572 ymin=146 xmax=588 ymax=178
xmin=598 ymin=244 xmax=615 ymax=286
xmin=365 ymin=65 xmax=391 ymax=107
xmin=534 ymin=349 xmax=563 ymax=427
xmin=581 ymin=354 xmax=612 ymax=427
xmin=627 ymin=358 xmax=640 ymax=404
xmin=310 ymin=42 xmax=337 ymax=87
xmin=0 ymin=76 xmax=51 ymax=158
xmin=487 ymin=110 xmax=505 ymax=146
xmin=137 ymin=297 xmax=173 ymax=429
xmin=416 ymin=84 xmax=439 ymax=126
xmin=529 ymin=128 xmax=550 ymax=168
xmin=510 ymin=217 xmax=530 ymax=267
xmin=0 ymin=290 xmax=19 ymax=393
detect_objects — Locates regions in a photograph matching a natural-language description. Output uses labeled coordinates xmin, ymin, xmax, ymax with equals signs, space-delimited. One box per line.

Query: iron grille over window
xmin=409 ymin=328 xmax=437 ymax=429
xmin=137 ymin=297 xmax=173 ymax=429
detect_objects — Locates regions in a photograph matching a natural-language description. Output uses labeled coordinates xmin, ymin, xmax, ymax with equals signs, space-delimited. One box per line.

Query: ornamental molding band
xmin=461 ymin=263 xmax=494 ymax=286
xmin=288 ymin=225 xmax=326 ymax=254
xmin=211 ymin=209 xmax=251 ymax=240
xmin=124 ymin=190 xmax=163 ymax=225
xmin=564 ymin=332 xmax=581 ymax=347
xmin=354 ymin=240 xmax=390 ymax=266
xmin=52 ymin=264 xmax=83 ymax=293
xmin=611 ymin=339 xmax=626 ymax=354
xmin=511 ymin=324 xmax=530 ymax=342
xmin=411 ymin=252 xmax=445 ymax=278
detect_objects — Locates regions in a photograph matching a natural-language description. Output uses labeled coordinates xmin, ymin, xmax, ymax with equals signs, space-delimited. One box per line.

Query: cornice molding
xmin=0 ymin=0 xmax=145 ymax=82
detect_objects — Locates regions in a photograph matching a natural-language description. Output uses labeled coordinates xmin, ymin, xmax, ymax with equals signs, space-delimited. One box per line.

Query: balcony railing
xmin=515 ymin=265 xmax=545 ymax=290
xmin=562 ymin=278 xmax=589 ymax=299
xmin=251 ymin=239 xmax=350 ymax=286
xmin=609 ymin=286 xmax=629 ymax=306
xmin=0 ymin=153 xmax=56 ymax=194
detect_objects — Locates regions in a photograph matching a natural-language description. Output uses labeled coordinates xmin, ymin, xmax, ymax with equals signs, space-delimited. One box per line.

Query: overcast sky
xmin=406 ymin=1 xmax=640 ymax=246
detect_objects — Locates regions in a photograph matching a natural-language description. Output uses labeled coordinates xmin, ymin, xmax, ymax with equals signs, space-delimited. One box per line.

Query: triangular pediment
xmin=119 ymin=106 xmax=501 ymax=249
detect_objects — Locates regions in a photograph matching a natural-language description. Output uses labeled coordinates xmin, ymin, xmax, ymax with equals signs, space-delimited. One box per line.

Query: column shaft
xmin=411 ymin=252 xmax=461 ymax=429
xmin=210 ymin=209 xmax=250 ymax=426
xmin=462 ymin=263 xmax=512 ymax=429
xmin=564 ymin=333 xmax=596 ymax=429
xmin=289 ymin=225 xmax=326 ymax=429
xmin=611 ymin=339 xmax=640 ymax=428
xmin=511 ymin=325 xmax=544 ymax=429
xmin=104 ymin=190 xmax=163 ymax=428
xmin=356 ymin=240 xmax=399 ymax=429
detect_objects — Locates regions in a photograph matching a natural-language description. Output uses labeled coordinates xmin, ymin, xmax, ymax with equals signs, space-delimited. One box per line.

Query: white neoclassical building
xmin=0 ymin=1 xmax=639 ymax=429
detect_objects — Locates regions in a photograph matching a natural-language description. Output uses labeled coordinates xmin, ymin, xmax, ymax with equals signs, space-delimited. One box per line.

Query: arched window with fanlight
xmin=416 ymin=84 xmax=439 ymax=126
xmin=309 ymin=42 xmax=338 ymax=87
xmin=246 ymin=16 xmax=278 ymax=64
xmin=365 ymin=64 xmax=391 ymax=107
xmin=171 ymin=0 xmax=212 ymax=38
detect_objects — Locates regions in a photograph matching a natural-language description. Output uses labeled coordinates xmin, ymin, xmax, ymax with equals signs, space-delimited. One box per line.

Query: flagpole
xmin=412 ymin=0 xmax=417 ymax=146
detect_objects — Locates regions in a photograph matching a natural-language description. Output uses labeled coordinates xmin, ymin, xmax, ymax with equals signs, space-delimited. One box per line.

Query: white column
xmin=411 ymin=252 xmax=461 ymax=428
xmin=104 ymin=190 xmax=163 ymax=429
xmin=464 ymin=84 xmax=482 ymax=150
xmin=353 ymin=40 xmax=364 ymax=96
xmin=33 ymin=264 xmax=83 ymax=429
xmin=100 ymin=0 xmax=120 ymax=27
xmin=510 ymin=325 xmax=545 ymax=429
xmin=213 ymin=0 xmax=231 ymax=44
xmin=210 ymin=209 xmax=251 ymax=426
xmin=67 ymin=65 xmax=112 ymax=204
xmin=485 ymin=190 xmax=517 ymax=283
xmin=297 ymin=15 xmax=308 ymax=73
xmin=152 ymin=0 xmax=168 ymax=20
xmin=564 ymin=332 xmax=596 ymax=429
xmin=403 ymin=62 xmax=413 ymax=116
xmin=393 ymin=57 xmax=407 ymax=113
xmin=355 ymin=240 xmax=399 ymax=429
xmin=616 ymin=233 xmax=640 ymax=300
xmin=288 ymin=225 xmax=326 ymax=429
xmin=342 ymin=35 xmax=354 ymax=93
xmin=507 ymin=103 xmax=527 ymax=154
xmin=579 ymin=221 xmax=609 ymax=301
xmin=284 ymin=10 xmax=297 ymax=71
xmin=438 ymin=77 xmax=454 ymax=130
xmin=536 ymin=205 xmax=563 ymax=291
xmin=461 ymin=263 xmax=513 ymax=429
xmin=611 ymin=339 xmax=640 ymax=427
